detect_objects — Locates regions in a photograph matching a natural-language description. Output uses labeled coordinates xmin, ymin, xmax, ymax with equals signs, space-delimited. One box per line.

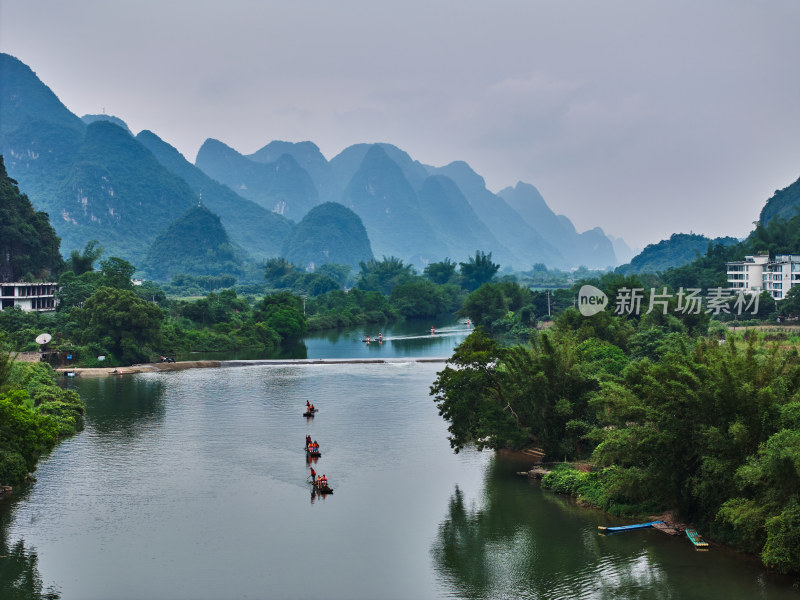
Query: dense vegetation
xmin=281 ymin=201 xmax=373 ymax=269
xmin=0 ymin=351 xmax=85 ymax=486
xmin=143 ymin=204 xmax=244 ymax=281
xmin=431 ymin=275 xmax=800 ymax=573
xmin=0 ymin=157 xmax=62 ymax=281
xmin=616 ymin=232 xmax=738 ymax=275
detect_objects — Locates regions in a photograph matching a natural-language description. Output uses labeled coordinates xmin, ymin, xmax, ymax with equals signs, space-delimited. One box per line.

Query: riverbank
xmin=54 ymin=356 xmax=449 ymax=377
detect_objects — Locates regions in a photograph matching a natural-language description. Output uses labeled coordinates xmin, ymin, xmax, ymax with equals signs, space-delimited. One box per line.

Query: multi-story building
xmin=762 ymin=254 xmax=800 ymax=300
xmin=726 ymin=254 xmax=769 ymax=293
xmin=0 ymin=282 xmax=59 ymax=312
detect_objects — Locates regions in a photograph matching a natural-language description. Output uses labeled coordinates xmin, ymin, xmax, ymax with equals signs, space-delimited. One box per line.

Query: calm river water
xmin=2 ymin=323 xmax=799 ymax=599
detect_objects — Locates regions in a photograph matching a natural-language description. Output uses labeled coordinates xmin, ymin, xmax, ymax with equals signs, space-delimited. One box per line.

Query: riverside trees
xmin=431 ymin=307 xmax=800 ymax=574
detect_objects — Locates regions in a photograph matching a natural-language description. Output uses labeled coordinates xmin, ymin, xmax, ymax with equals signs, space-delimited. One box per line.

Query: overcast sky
xmin=2 ymin=0 xmax=799 ymax=250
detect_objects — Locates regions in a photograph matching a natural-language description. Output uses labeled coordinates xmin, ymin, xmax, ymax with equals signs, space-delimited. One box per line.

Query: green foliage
xmin=100 ymin=256 xmax=136 ymax=290
xmin=461 ymin=284 xmax=508 ymax=328
xmin=431 ymin=329 xmax=598 ymax=456
xmin=434 ymin=307 xmax=800 ymax=573
xmin=389 ymin=279 xmax=459 ymax=318
xmin=356 ymin=256 xmax=417 ymax=295
xmin=0 ymin=358 xmax=85 ymax=485
xmin=758 ymin=175 xmax=800 ymax=226
xmin=143 ymin=204 xmax=243 ymax=281
xmin=779 ymin=286 xmax=800 ymax=319
xmin=80 ymin=286 xmax=163 ymax=363
xmin=617 ymin=233 xmax=738 ymax=275
xmin=304 ymin=288 xmax=397 ymax=330
xmin=424 ymin=259 xmax=458 ymax=285
xmin=65 ymin=240 xmax=103 ymax=275
xmin=0 ymin=156 xmax=63 ymax=281
xmin=281 ymin=201 xmax=373 ymax=269
xmin=313 ymin=263 xmax=352 ymax=288
xmin=253 ymin=291 xmax=307 ymax=340
xmin=459 ymin=251 xmax=500 ymax=292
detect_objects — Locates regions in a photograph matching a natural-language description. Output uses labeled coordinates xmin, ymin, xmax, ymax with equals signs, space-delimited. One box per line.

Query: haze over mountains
xmin=1 ymin=52 xmax=637 ymax=279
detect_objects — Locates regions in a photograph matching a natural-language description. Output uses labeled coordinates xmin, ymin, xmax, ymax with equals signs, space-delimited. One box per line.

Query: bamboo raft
xmin=685 ymin=529 xmax=709 ymax=549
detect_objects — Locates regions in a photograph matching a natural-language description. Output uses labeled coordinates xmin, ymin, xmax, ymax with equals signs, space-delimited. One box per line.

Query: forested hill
xmin=0 ymin=156 xmax=62 ymax=281
xmin=281 ymin=202 xmax=373 ymax=269
xmin=759 ymin=175 xmax=800 ymax=226
xmin=616 ymin=233 xmax=739 ymax=275
xmin=136 ymin=130 xmax=293 ymax=260
xmin=143 ymin=204 xmax=244 ymax=281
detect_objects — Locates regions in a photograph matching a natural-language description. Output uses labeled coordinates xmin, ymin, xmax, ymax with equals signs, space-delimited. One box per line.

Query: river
xmin=1 ymin=322 xmax=799 ymax=599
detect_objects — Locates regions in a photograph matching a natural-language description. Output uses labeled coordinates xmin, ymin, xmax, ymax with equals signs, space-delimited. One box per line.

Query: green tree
xmin=424 ymin=259 xmax=458 ymax=285
xmin=459 ymin=251 xmax=500 ymax=292
xmin=80 ymin=287 xmax=164 ymax=363
xmin=390 ymin=279 xmax=448 ymax=318
xmin=253 ymin=292 xmax=307 ymax=340
xmin=65 ymin=240 xmax=103 ymax=275
xmin=0 ymin=156 xmax=63 ymax=281
xmin=779 ymin=286 xmax=800 ymax=319
xmin=314 ymin=263 xmax=352 ymax=288
xmin=264 ymin=258 xmax=300 ymax=289
xmin=356 ymin=256 xmax=416 ymax=295
xmin=100 ymin=256 xmax=136 ymax=290
xmin=461 ymin=283 xmax=507 ymax=328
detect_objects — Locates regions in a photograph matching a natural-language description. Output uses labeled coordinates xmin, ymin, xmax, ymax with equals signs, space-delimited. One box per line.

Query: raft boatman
xmin=310 ymin=467 xmax=316 ymax=483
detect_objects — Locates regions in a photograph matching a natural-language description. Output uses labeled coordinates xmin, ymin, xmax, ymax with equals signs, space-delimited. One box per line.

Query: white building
xmin=0 ymin=282 xmax=58 ymax=312
xmin=762 ymin=255 xmax=800 ymax=300
xmin=726 ymin=254 xmax=769 ymax=293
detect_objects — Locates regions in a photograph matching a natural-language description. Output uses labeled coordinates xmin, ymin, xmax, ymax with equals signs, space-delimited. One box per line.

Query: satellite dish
xmin=35 ymin=333 xmax=52 ymax=345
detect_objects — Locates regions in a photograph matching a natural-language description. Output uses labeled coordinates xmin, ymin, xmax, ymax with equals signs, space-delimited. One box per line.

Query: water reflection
xmin=0 ymin=495 xmax=59 ymax=600
xmin=65 ymin=375 xmax=166 ymax=437
xmin=432 ymin=457 xmax=800 ymax=600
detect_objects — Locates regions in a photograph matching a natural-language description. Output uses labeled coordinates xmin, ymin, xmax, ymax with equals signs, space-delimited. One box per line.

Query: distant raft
xmin=685 ymin=529 xmax=709 ymax=548
xmin=598 ymin=521 xmax=665 ymax=534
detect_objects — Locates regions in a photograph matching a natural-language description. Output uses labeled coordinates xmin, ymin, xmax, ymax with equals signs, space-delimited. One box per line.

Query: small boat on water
xmin=598 ymin=521 xmax=664 ymax=534
xmin=314 ymin=484 xmax=333 ymax=495
xmin=303 ymin=411 xmax=315 ymax=417
xmin=685 ymin=529 xmax=709 ymax=548
xmin=306 ymin=448 xmax=321 ymax=458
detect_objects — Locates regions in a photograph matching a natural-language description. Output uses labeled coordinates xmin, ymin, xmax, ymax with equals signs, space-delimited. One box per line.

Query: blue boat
xmin=598 ymin=520 xmax=664 ymax=534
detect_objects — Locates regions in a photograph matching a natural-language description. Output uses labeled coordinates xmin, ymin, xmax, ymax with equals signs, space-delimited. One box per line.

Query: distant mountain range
xmin=1 ymin=52 xmax=635 ymax=279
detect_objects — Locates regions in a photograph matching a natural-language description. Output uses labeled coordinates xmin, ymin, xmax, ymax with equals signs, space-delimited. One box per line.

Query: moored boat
xmin=685 ymin=528 xmax=709 ymax=548
xmin=598 ymin=521 xmax=664 ymax=534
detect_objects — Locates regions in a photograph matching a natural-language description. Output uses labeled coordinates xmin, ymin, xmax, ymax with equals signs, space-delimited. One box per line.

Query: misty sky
xmin=2 ymin=0 xmax=799 ymax=250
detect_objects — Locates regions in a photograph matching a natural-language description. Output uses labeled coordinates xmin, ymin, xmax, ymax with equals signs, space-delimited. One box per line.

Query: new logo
xmin=578 ymin=285 xmax=608 ymax=316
